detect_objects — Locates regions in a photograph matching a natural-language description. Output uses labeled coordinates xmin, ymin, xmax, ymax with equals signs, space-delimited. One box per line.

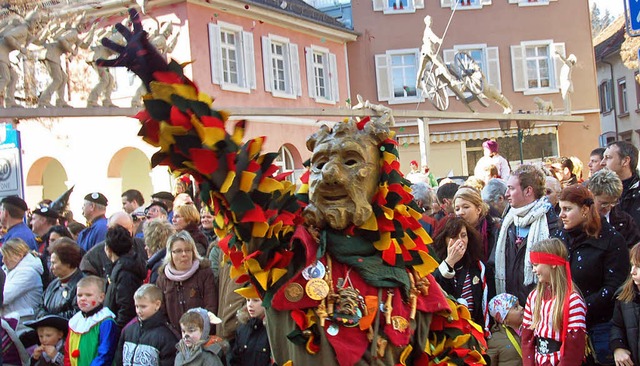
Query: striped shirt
xmin=461 ymin=272 xmax=475 ymax=314
xmin=522 ymin=289 xmax=586 ymax=366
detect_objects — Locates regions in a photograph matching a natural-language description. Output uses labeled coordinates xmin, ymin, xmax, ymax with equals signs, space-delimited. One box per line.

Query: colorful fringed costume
xmin=63 ymin=307 xmax=118 ymax=366
xmin=99 ymin=9 xmax=488 ymax=365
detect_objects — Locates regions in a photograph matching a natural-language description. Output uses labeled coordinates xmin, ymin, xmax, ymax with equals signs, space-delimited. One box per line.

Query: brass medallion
xmin=305 ymin=278 xmax=329 ymax=300
xmin=284 ymin=283 xmax=304 ymax=302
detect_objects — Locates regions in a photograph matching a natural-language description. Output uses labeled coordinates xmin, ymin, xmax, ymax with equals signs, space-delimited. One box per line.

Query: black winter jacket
xmin=609 ymin=206 xmax=640 ymax=249
xmin=114 ymin=311 xmax=178 ymax=366
xmin=36 ymin=269 xmax=84 ymax=319
xmin=610 ymin=289 xmax=640 ymax=366
xmin=146 ymin=248 xmax=166 ymax=285
xmin=554 ymin=218 xmax=629 ymax=327
xmin=104 ymin=252 xmax=146 ymax=328
xmin=229 ymin=317 xmax=272 ymax=366
xmin=80 ymin=238 xmax=147 ymax=278
xmin=619 ymin=174 xmax=640 ymax=227
xmin=433 ymin=260 xmax=493 ymax=329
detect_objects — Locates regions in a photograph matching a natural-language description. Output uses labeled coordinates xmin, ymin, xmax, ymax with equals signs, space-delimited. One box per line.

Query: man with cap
xmin=31 ymin=206 xmax=60 ymax=253
xmin=76 ymin=192 xmax=108 ymax=252
xmin=151 ymin=191 xmax=174 ymax=221
xmin=0 ymin=195 xmax=38 ymax=251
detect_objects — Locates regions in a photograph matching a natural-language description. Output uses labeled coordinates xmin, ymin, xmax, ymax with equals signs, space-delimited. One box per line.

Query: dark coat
xmin=104 ymin=252 xmax=147 ymax=328
xmin=553 ymin=218 xmax=629 ymax=327
xmin=146 ymin=248 xmax=166 ymax=285
xmin=609 ymin=289 xmax=640 ymax=365
xmin=477 ymin=215 xmax=499 ymax=264
xmin=609 ymin=206 xmax=640 ymax=249
xmin=619 ymin=174 xmax=640 ymax=227
xmin=491 ymin=207 xmax=559 ymax=305
xmin=80 ymin=238 xmax=147 ymax=278
xmin=229 ymin=317 xmax=272 ymax=366
xmin=114 ymin=311 xmax=178 ymax=366
xmin=433 ymin=259 xmax=493 ymax=328
xmin=36 ymin=269 xmax=84 ymax=319
xmin=156 ymin=260 xmax=218 ymax=333
xmin=184 ymin=223 xmax=208 ymax=257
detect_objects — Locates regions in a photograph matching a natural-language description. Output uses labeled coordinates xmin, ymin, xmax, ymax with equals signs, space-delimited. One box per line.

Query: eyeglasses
xmin=171 ymin=248 xmax=192 ymax=255
xmin=598 ymin=200 xmax=618 ymax=208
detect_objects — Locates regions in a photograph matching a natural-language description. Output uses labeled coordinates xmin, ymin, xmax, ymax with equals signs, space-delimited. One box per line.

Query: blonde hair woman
xmin=172 ymin=204 xmax=208 ymax=256
xmin=1 ymin=238 xmax=44 ymax=322
xmin=453 ymin=187 xmax=497 ymax=262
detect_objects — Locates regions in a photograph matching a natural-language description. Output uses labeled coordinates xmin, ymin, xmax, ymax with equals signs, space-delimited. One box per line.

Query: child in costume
xmin=229 ymin=297 xmax=272 ymax=366
xmin=64 ymin=276 xmax=118 ymax=366
xmin=25 ymin=315 xmax=68 ymax=366
xmin=610 ymin=243 xmax=640 ymax=366
xmin=114 ymin=284 xmax=178 ymax=366
xmin=487 ymin=293 xmax=523 ymax=366
xmin=175 ymin=307 xmax=226 ymax=366
xmin=521 ymin=238 xmax=586 ymax=366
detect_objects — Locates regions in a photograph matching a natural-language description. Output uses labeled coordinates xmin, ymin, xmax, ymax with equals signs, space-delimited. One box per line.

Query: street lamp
xmin=498 ymin=118 xmax=536 ymax=164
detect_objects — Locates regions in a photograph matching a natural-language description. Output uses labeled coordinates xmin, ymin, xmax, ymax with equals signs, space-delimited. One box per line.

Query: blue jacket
xmin=2 ymin=222 xmax=38 ymax=251
xmin=77 ymin=216 xmax=108 ymax=252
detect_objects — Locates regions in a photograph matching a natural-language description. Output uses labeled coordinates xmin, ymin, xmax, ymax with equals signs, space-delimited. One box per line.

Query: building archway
xmin=108 ymin=147 xmax=153 ymax=201
xmin=275 ymin=143 xmax=303 ymax=182
xmin=25 ymin=157 xmax=68 ymax=206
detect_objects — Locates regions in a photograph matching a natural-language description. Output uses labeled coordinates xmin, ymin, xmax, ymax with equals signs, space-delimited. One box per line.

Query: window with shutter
xmin=444 ymin=0 xmax=491 ymax=10
xmin=372 ymin=0 xmax=422 ymax=14
xmin=305 ymin=45 xmax=338 ymax=104
xmin=375 ymin=49 xmax=422 ymax=104
xmin=209 ymin=22 xmax=255 ymax=93
xmin=511 ymin=40 xmax=561 ymax=95
xmin=262 ymin=34 xmax=299 ymax=99
xmin=510 ymin=0 xmax=550 ymax=6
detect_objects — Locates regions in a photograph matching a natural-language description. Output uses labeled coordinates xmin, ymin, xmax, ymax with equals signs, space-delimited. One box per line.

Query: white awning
xmin=397 ymin=125 xmax=557 ymax=145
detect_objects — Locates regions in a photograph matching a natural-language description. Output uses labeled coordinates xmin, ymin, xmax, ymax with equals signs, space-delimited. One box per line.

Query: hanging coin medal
xmin=305 ymin=278 xmax=330 ymax=300
xmin=302 ymin=261 xmax=326 ymax=281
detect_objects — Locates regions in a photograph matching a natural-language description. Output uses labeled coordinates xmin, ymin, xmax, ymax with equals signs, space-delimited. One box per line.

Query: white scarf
xmin=494 ymin=199 xmax=551 ymax=294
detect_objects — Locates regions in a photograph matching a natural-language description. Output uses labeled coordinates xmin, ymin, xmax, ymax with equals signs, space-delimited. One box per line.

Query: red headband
xmin=530 ymin=251 xmax=572 ymax=357
xmin=529 ymin=252 xmax=566 ymax=266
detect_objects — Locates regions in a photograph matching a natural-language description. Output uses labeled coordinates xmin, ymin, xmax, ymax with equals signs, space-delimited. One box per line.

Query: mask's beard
xmin=303 ymin=199 xmax=373 ymax=230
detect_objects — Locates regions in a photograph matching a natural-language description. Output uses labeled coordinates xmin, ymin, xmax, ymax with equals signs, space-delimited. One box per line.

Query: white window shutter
xmin=552 ymin=42 xmax=566 ymax=89
xmin=242 ymin=31 xmax=256 ymax=89
xmin=510 ymin=44 xmax=526 ymax=92
xmin=305 ymin=47 xmax=315 ymax=98
xmin=415 ymin=0 xmax=425 ymax=9
xmin=443 ymin=49 xmax=455 ymax=65
xmin=440 ymin=0 xmax=452 ymax=7
xmin=486 ymin=46 xmax=501 ymax=92
xmin=508 ymin=0 xmax=518 ymax=3
xmin=373 ymin=0 xmax=385 ymax=11
xmin=207 ymin=23 xmax=222 ymax=85
xmin=442 ymin=49 xmax=456 ymax=96
xmin=329 ymin=53 xmax=339 ymax=102
xmin=480 ymin=0 xmax=491 ymax=5
xmin=289 ymin=43 xmax=301 ymax=96
xmin=261 ymin=36 xmax=272 ymax=92
xmin=375 ymin=54 xmax=392 ymax=102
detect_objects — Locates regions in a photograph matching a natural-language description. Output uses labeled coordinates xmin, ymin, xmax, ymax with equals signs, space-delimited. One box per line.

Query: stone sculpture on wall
xmin=37 ymin=17 xmax=96 ymax=107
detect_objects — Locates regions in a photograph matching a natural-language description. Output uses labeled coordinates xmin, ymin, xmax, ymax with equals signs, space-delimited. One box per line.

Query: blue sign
xmin=625 ymin=0 xmax=640 ymax=36
xmin=0 ymin=124 xmax=24 ymax=199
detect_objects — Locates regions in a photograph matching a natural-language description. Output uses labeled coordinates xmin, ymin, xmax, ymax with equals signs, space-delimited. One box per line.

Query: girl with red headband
xmin=522 ymin=238 xmax=586 ymax=366
xmin=610 ymin=243 xmax=640 ymax=366
xmin=553 ymin=184 xmax=628 ymax=365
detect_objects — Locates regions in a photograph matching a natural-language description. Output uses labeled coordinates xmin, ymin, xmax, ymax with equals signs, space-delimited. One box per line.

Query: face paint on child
xmin=181 ymin=326 xmax=202 ymax=347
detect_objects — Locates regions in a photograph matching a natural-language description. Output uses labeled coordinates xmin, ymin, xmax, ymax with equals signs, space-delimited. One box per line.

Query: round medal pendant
xmin=302 ymin=261 xmax=326 ymax=280
xmin=305 ymin=278 xmax=330 ymax=300
xmin=327 ymin=324 xmax=339 ymax=336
